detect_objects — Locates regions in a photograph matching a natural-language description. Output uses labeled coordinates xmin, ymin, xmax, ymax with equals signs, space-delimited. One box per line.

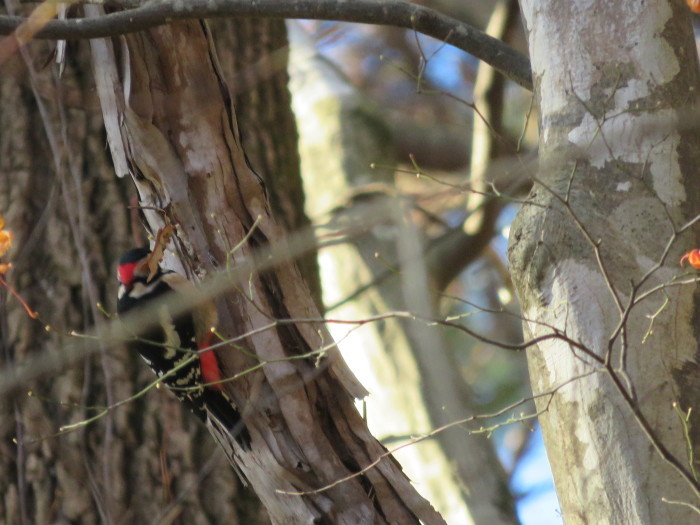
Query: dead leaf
xmin=0 ymin=229 xmax=14 ymax=257
xmin=144 ymin=224 xmax=175 ymax=282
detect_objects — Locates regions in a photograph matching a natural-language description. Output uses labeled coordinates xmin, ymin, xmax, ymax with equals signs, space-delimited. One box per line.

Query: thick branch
xmin=0 ymin=0 xmax=533 ymax=89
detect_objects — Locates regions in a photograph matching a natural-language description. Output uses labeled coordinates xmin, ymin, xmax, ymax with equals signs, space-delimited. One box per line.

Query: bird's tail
xmin=203 ymin=389 xmax=251 ymax=450
xmin=204 ymin=390 xmax=251 ymax=485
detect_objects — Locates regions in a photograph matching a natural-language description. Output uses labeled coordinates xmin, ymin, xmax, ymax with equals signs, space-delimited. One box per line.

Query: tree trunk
xmin=0 ymin=35 xmax=259 ymax=524
xmin=288 ymin=22 xmax=519 ymax=525
xmin=209 ymin=16 xmax=323 ymax=309
xmin=510 ymin=1 xmax=700 ymax=523
xmin=91 ymin=12 xmax=444 ymax=524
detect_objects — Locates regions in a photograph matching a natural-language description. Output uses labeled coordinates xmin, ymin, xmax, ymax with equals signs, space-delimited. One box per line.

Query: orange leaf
xmin=144 ymin=224 xmax=175 ymax=282
xmin=688 ymin=0 xmax=700 ymax=13
xmin=0 ymin=263 xmax=12 ymax=275
xmin=680 ymin=249 xmax=700 ymax=269
xmin=0 ymin=229 xmax=14 ymax=257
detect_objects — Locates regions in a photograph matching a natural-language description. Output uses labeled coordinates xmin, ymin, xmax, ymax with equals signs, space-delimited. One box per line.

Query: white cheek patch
xmin=129 ymin=280 xmax=163 ymax=300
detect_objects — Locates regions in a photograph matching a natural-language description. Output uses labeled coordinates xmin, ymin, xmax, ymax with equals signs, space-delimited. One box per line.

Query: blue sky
xmin=303 ymin=19 xmax=562 ymax=525
xmin=511 ymin=427 xmax=562 ymax=525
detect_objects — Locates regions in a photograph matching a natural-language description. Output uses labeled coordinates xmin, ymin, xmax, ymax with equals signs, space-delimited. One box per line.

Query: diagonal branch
xmin=0 ymin=0 xmax=533 ymax=89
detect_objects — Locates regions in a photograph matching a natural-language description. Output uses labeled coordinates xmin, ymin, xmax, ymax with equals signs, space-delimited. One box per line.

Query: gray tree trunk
xmin=510 ymin=1 xmax=700 ymax=523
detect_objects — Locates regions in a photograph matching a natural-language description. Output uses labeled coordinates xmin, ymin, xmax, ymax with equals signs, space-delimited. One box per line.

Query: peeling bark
xmin=91 ymin=15 xmax=443 ymax=524
xmin=208 ymin=16 xmax=323 ymax=309
xmin=0 ymin=36 xmax=255 ymax=524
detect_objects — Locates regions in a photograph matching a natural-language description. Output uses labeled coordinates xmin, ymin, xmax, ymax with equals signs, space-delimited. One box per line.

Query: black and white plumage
xmin=117 ymin=248 xmax=251 ymax=451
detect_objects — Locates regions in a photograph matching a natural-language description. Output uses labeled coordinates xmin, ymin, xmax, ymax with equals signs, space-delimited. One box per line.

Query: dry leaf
xmin=0 ymin=229 xmax=14 ymax=257
xmin=14 ymin=1 xmax=62 ymax=45
xmin=144 ymin=224 xmax=175 ymax=282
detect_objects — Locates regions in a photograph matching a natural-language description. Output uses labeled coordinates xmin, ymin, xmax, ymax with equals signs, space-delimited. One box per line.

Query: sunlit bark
xmin=91 ymin=13 xmax=444 ymax=523
xmin=510 ymin=1 xmax=700 ymax=522
xmin=289 ymin=22 xmax=520 ymax=525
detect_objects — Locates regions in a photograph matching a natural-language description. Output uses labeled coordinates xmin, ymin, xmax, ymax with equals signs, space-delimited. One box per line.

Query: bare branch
xmin=0 ymin=0 xmax=533 ymax=89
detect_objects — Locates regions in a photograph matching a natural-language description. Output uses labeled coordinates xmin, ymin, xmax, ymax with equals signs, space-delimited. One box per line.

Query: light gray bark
xmin=510 ymin=1 xmax=700 ymax=523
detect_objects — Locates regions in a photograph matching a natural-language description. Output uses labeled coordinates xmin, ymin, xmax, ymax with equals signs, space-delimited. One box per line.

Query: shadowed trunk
xmin=0 ymin=12 xmax=303 ymax=525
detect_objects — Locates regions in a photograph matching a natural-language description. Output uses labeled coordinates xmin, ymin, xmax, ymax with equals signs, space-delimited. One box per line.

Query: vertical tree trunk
xmin=510 ymin=1 xmax=700 ymax=523
xmin=91 ymin=13 xmax=445 ymax=524
xmin=288 ymin=23 xmax=519 ymax=524
xmin=209 ymin=16 xmax=323 ymax=307
xmin=0 ymin=37 xmax=258 ymax=524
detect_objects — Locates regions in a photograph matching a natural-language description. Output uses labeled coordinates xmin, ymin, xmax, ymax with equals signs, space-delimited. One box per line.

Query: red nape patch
xmin=118 ymin=262 xmax=138 ymax=287
xmin=199 ymin=342 xmax=223 ymax=391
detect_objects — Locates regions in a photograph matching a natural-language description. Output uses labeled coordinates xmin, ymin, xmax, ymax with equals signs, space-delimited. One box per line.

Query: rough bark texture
xmin=0 ymin=37 xmax=258 ymax=524
xmin=92 ymin=14 xmax=444 ymax=524
xmin=288 ymin=23 xmax=520 ymax=525
xmin=510 ymin=1 xmax=700 ymax=523
xmin=209 ymin=16 xmax=323 ymax=309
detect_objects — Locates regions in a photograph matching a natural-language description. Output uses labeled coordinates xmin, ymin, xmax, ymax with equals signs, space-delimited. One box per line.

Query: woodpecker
xmin=117 ymin=247 xmax=251 ymax=450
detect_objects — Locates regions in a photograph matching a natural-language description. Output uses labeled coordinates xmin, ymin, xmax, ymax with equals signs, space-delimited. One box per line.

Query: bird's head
xmin=117 ymin=248 xmax=153 ymax=291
